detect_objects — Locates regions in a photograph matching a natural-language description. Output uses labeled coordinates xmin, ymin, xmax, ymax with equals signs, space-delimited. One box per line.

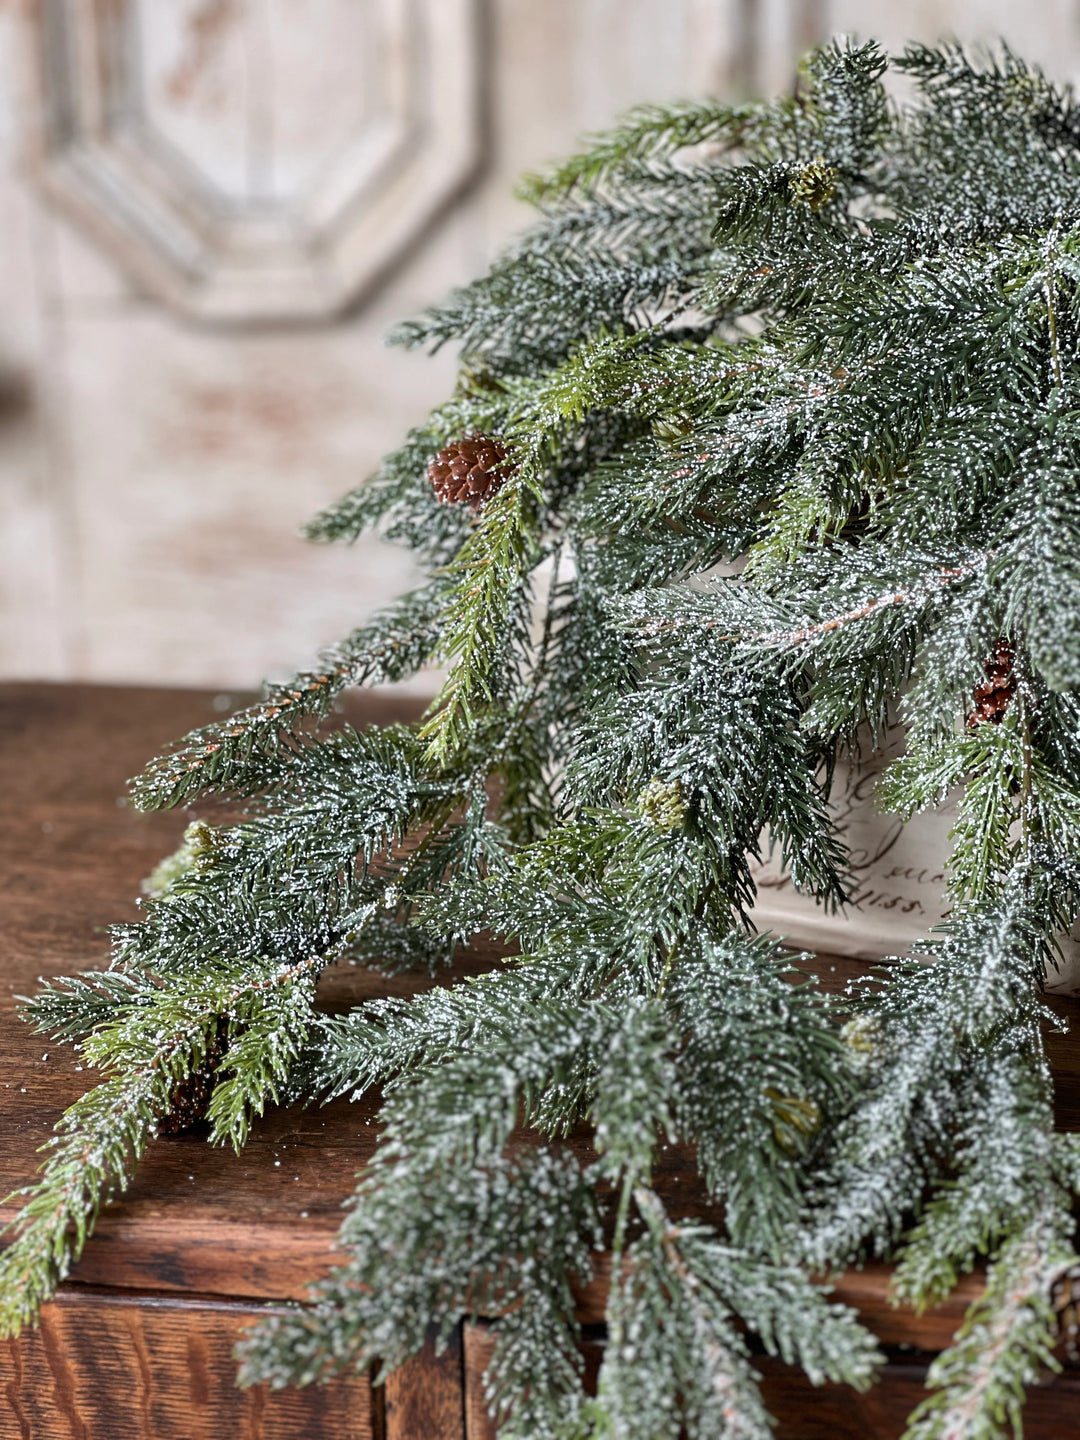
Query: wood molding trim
xmin=20 ymin=0 xmax=482 ymax=324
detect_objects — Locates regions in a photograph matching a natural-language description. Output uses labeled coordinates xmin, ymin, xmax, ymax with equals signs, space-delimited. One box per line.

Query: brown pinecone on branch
xmin=157 ymin=1024 xmax=229 ymax=1135
xmin=428 ymin=433 xmax=512 ymax=510
xmin=969 ymin=639 xmax=1016 ymax=726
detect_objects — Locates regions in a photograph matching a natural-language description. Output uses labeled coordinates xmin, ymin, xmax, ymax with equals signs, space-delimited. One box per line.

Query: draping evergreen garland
xmin=5 ymin=38 xmax=1080 ymax=1438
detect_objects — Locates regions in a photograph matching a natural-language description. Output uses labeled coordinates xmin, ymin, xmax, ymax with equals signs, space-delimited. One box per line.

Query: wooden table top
xmin=2 ymin=682 xmax=1079 ymax=1352
xmin=0 ymin=682 xmax=464 ymax=1304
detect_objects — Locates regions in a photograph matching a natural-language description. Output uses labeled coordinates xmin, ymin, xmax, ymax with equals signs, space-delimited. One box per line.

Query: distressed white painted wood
xmin=826 ymin=0 xmax=1080 ymax=85
xmin=23 ymin=0 xmax=481 ymax=322
xmin=1 ymin=0 xmax=1079 ymax=698
xmin=0 ymin=0 xmax=755 ymax=687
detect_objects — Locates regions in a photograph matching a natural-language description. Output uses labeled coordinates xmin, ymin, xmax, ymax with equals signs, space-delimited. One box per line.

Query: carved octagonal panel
xmin=25 ymin=0 xmax=481 ymax=322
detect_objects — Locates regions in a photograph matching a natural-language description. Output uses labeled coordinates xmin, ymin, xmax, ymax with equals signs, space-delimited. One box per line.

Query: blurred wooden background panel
xmin=0 ymin=0 xmax=1079 ymax=694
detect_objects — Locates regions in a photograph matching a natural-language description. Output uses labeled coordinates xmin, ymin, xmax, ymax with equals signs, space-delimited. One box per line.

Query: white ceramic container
xmin=745 ymin=726 xmax=1080 ymax=994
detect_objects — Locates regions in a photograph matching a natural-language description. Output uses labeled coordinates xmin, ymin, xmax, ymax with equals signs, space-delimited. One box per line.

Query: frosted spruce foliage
xmin=5 ymin=37 xmax=1080 ymax=1438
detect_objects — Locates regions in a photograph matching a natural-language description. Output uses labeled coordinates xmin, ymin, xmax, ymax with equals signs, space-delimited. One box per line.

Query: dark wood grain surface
xmin=385 ymin=1332 xmax=466 ymax=1440
xmin=0 ymin=683 xmax=740 ymax=1304
xmin=1 ymin=1288 xmax=372 ymax=1440
xmin=0 ymin=683 xmax=501 ymax=1306
xmin=463 ymin=1324 xmax=1080 ymax=1440
xmin=2 ymin=683 xmax=1080 ymax=1438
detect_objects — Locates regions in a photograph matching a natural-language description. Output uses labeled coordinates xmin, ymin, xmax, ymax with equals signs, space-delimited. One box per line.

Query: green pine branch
xmin=9 ymin=35 xmax=1080 ymax=1440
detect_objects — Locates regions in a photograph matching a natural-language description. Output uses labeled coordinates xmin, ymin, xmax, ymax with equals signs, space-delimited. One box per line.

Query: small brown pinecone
xmin=969 ymin=639 xmax=1016 ymax=726
xmin=157 ymin=1024 xmax=229 ymax=1136
xmin=428 ymin=433 xmax=512 ymax=510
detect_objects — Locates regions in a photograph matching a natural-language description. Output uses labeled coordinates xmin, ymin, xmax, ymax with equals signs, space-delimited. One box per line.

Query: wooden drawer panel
xmin=0 ymin=1288 xmax=373 ymax=1440
xmin=462 ymin=1322 xmax=1080 ymax=1440
xmin=385 ymin=1331 xmax=465 ymax=1440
